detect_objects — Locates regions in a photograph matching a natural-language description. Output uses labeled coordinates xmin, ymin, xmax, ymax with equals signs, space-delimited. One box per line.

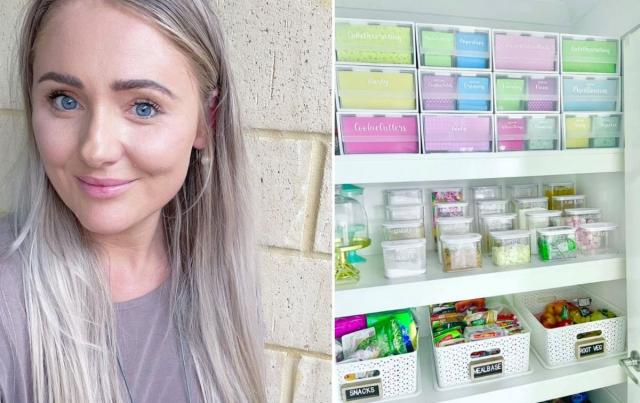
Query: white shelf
xmin=335 ymin=149 xmax=624 ymax=184
xmin=335 ymin=252 xmax=625 ymax=317
xmin=392 ymin=339 xmax=626 ymax=403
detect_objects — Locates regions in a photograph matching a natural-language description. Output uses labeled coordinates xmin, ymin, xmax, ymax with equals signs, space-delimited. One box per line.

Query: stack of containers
xmin=335 ymin=19 xmax=421 ymax=155
xmin=416 ymin=24 xmax=494 ymax=153
xmin=561 ymin=35 xmax=622 ymax=149
xmin=492 ymin=30 xmax=562 ymax=152
xmin=381 ymin=188 xmax=427 ymax=278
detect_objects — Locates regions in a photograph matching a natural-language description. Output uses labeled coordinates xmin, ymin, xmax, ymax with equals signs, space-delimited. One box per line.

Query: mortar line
xmin=265 ymin=343 xmax=332 ymax=360
xmin=246 ymin=128 xmax=332 ymax=144
xmin=300 ymin=140 xmax=326 ymax=253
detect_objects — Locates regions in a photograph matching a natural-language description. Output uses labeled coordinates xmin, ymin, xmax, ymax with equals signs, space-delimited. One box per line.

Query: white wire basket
xmin=514 ymin=286 xmax=626 ymax=368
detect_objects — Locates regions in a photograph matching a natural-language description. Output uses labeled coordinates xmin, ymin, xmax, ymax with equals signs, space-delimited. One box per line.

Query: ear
xmin=193 ymin=127 xmax=207 ymax=150
xmin=194 ymin=88 xmax=219 ymax=150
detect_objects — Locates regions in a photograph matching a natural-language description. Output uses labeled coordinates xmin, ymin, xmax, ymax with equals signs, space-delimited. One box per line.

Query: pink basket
xmin=423 ymin=115 xmax=491 ymax=152
xmin=341 ymin=115 xmax=419 ymax=154
xmin=422 ymin=75 xmax=456 ymax=110
xmin=497 ymin=117 xmax=526 ymax=135
xmin=494 ymin=33 xmax=556 ymax=71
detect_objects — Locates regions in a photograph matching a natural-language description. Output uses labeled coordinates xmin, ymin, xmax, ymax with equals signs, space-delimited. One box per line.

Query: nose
xmin=79 ymin=106 xmax=123 ymax=168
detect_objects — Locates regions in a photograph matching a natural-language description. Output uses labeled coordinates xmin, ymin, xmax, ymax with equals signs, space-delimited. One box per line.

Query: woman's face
xmin=31 ymin=0 xmax=206 ymax=235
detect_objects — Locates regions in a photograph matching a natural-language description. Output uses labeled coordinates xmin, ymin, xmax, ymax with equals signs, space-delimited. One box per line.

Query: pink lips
xmin=76 ymin=176 xmax=136 ymax=199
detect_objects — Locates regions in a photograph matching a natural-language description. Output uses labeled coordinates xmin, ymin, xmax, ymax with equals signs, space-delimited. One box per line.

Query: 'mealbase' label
xmin=343 ymin=384 xmax=381 ymax=401
xmin=470 ymin=359 xmax=504 ymax=380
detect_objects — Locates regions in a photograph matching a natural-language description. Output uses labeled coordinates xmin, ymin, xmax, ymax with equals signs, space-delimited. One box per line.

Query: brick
xmin=247 ymin=134 xmax=313 ymax=250
xmin=264 ymin=348 xmax=296 ymax=403
xmin=215 ymin=0 xmax=332 ymax=133
xmin=292 ymin=355 xmax=332 ymax=403
xmin=0 ymin=112 xmax=27 ymax=212
xmin=313 ymin=146 xmax=332 ymax=254
xmin=0 ymin=0 xmax=24 ymax=110
xmin=260 ymin=250 xmax=332 ymax=355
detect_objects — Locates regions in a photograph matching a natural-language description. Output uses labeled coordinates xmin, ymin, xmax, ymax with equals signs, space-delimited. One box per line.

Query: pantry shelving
xmin=335 ymin=252 xmax=625 ymax=317
xmin=335 ymin=149 xmax=623 ymax=185
xmin=394 ymin=339 xmax=625 ymax=403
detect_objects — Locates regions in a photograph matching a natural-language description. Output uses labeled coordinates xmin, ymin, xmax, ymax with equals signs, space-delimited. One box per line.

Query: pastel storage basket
xmin=336 ymin=67 xmax=418 ymax=111
xmin=562 ymin=76 xmax=620 ymax=112
xmin=336 ymin=349 xmax=419 ymax=401
xmin=431 ymin=300 xmax=531 ymax=389
xmin=422 ymin=114 xmax=492 ymax=152
xmin=493 ymin=30 xmax=558 ymax=72
xmin=338 ymin=113 xmax=420 ymax=154
xmin=515 ymin=286 xmax=626 ymax=368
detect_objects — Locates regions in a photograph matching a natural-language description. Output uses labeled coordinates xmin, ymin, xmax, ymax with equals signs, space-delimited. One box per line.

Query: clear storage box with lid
xmin=544 ymin=182 xmax=575 ymax=209
xmin=382 ymin=220 xmax=426 ymax=241
xmin=419 ymin=70 xmax=492 ymax=112
xmin=564 ymin=113 xmax=623 ymax=149
xmin=440 ymin=233 xmax=482 ymax=271
xmin=417 ymin=24 xmax=491 ymax=70
xmin=508 ymin=184 xmax=539 ymax=199
xmin=434 ymin=202 xmax=469 ymax=236
xmin=576 ymin=222 xmax=618 ymax=256
xmin=336 ymin=66 xmax=418 ymax=111
xmin=382 ymin=238 xmax=428 ymax=278
xmin=471 ymin=185 xmax=502 ymax=201
xmin=335 ymin=19 xmax=416 ymax=66
xmin=480 ymin=213 xmax=517 ymax=254
xmin=525 ymin=210 xmax=562 ymax=254
xmin=436 ymin=216 xmax=474 ymax=263
xmin=386 ymin=204 xmax=424 ymax=221
xmin=495 ymin=115 xmax=560 ymax=151
xmin=562 ymin=76 xmax=620 ymax=112
xmin=551 ymin=195 xmax=586 ymax=212
xmin=536 ymin=226 xmax=578 ymax=261
xmin=338 ymin=113 xmax=421 ymax=155
xmin=513 ymin=197 xmax=548 ymax=230
xmin=385 ymin=188 xmax=423 ymax=205
xmin=494 ymin=73 xmax=559 ymax=113
xmin=491 ymin=230 xmax=531 ymax=266
xmin=561 ymin=34 xmax=620 ymax=74
xmin=563 ymin=208 xmax=602 ymax=228
xmin=476 ymin=199 xmax=510 ymax=216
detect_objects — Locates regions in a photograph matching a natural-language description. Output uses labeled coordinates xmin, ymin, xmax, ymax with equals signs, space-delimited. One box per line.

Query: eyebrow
xmin=37 ymin=72 xmax=176 ymax=99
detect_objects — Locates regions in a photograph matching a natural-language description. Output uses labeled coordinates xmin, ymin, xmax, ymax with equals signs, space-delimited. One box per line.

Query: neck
xmin=90 ymin=211 xmax=170 ymax=303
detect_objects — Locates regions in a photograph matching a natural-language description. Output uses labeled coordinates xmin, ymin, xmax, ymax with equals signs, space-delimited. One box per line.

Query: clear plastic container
xmin=525 ymin=210 xmax=562 ymax=255
xmin=536 ymin=226 xmax=577 ymax=261
xmin=385 ymin=204 xmax=424 ymax=221
xmin=382 ymin=220 xmax=426 ymax=241
xmin=494 ymin=74 xmax=559 ymax=113
xmin=543 ymin=182 xmax=576 ymax=209
xmin=417 ymin=24 xmax=491 ymax=70
xmin=508 ymin=184 xmax=539 ymax=199
xmin=381 ymin=238 xmax=427 ymax=278
xmin=490 ymin=230 xmax=531 ymax=266
xmin=495 ymin=115 xmax=560 ymax=151
xmin=513 ymin=197 xmax=548 ymax=230
xmin=436 ymin=216 xmax=474 ymax=263
xmin=385 ymin=188 xmax=424 ymax=206
xmin=430 ymin=187 xmax=465 ymax=241
xmin=563 ymin=208 xmax=602 ymax=228
xmin=479 ymin=213 xmax=517 ymax=254
xmin=551 ymin=195 xmax=586 ymax=212
xmin=562 ymin=76 xmax=620 ymax=112
xmin=419 ymin=71 xmax=492 ymax=112
xmin=471 ymin=185 xmax=503 ymax=201
xmin=434 ymin=202 xmax=469 ymax=228
xmin=576 ymin=222 xmax=617 ymax=256
xmin=564 ymin=113 xmax=623 ymax=149
xmin=336 ymin=66 xmax=418 ymax=111
xmin=440 ymin=233 xmax=482 ymax=271
xmin=476 ymin=199 xmax=509 ymax=216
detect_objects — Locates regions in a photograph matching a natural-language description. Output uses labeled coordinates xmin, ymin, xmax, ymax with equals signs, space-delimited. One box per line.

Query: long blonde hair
xmin=10 ymin=0 xmax=265 ymax=401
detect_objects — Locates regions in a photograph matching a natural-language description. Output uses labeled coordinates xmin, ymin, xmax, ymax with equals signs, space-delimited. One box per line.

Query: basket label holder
xmin=576 ymin=336 xmax=606 ymax=360
xmin=341 ymin=378 xmax=383 ymax=402
xmin=469 ymin=356 xmax=505 ymax=380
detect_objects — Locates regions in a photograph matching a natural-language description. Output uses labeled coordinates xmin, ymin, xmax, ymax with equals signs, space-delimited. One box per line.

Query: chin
xmin=71 ymin=205 xmax=144 ymax=236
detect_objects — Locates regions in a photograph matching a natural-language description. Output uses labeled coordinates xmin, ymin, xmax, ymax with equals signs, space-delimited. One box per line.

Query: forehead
xmin=32 ymin=0 xmax=197 ymax=93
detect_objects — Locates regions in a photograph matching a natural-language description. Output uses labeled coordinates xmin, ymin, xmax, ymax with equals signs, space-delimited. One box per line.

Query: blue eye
xmin=133 ymin=102 xmax=158 ymax=118
xmin=53 ymin=94 xmax=78 ymax=110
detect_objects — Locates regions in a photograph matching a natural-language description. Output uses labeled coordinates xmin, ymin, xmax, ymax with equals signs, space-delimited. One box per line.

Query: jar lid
xmin=382 ymin=220 xmax=424 ymax=228
xmin=480 ymin=213 xmax=517 ymax=221
xmin=437 ymin=216 xmax=474 ymax=225
xmin=434 ymin=201 xmax=468 ymax=208
xmin=536 ymin=226 xmax=576 ymax=236
xmin=551 ymin=195 xmax=586 ymax=201
xmin=476 ymin=199 xmax=509 ymax=206
xmin=515 ymin=197 xmax=548 ymax=204
xmin=381 ymin=238 xmax=427 ymax=249
xmin=490 ymin=229 xmax=531 ymax=240
xmin=564 ymin=207 xmax=601 ymax=216
xmin=440 ymin=233 xmax=482 ymax=244
xmin=525 ymin=210 xmax=562 ymax=218
xmin=578 ymin=222 xmax=618 ymax=232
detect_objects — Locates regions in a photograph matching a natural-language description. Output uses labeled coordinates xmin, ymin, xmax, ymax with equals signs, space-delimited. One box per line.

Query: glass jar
xmin=479 ymin=213 xmax=517 ymax=254
xmin=513 ymin=197 xmax=548 ymax=229
xmin=490 ymin=230 xmax=531 ymax=266
xmin=525 ymin=210 xmax=562 ymax=254
xmin=381 ymin=238 xmax=427 ymax=278
xmin=563 ymin=208 xmax=602 ymax=228
xmin=436 ymin=216 xmax=474 ymax=263
xmin=441 ymin=233 xmax=482 ymax=271
xmin=382 ymin=220 xmax=426 ymax=241
xmin=536 ymin=226 xmax=578 ymax=261
xmin=551 ymin=195 xmax=586 ymax=211
xmin=576 ymin=222 xmax=617 ymax=256
xmin=544 ymin=182 xmax=576 ymax=209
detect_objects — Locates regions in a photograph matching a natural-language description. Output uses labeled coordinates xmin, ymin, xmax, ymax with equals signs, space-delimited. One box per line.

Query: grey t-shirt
xmin=0 ymin=221 xmax=203 ymax=403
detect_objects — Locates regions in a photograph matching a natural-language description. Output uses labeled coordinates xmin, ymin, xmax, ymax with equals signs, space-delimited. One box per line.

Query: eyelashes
xmin=45 ymin=90 xmax=163 ymax=119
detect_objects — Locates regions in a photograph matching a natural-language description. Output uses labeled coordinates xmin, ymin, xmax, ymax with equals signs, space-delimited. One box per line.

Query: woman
xmin=0 ymin=0 xmax=266 ymax=402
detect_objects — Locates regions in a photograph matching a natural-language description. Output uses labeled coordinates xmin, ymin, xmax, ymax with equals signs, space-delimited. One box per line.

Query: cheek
xmin=32 ymin=107 xmax=80 ymax=167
